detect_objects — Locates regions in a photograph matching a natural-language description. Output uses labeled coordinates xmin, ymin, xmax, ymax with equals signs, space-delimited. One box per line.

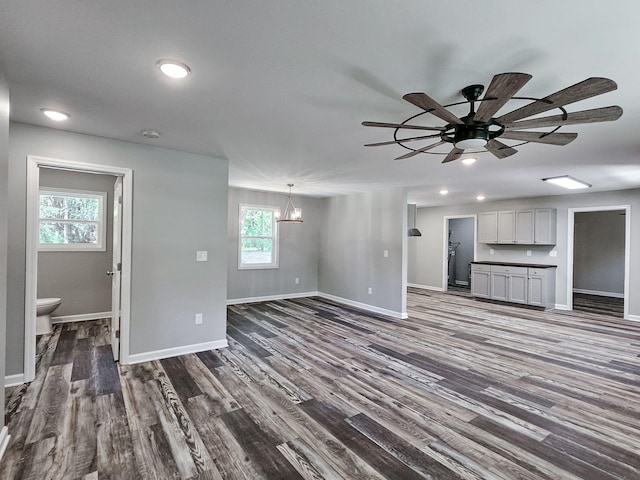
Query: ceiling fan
xmin=362 ymin=73 xmax=623 ymax=163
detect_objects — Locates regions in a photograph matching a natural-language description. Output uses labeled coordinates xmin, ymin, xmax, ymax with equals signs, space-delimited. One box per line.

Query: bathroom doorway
xmin=442 ymin=215 xmax=476 ymax=292
xmin=24 ymin=156 xmax=133 ymax=383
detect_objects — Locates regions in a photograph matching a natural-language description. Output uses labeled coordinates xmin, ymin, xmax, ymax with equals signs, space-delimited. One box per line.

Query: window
xmin=39 ymin=188 xmax=107 ymax=251
xmin=239 ymin=204 xmax=279 ymax=269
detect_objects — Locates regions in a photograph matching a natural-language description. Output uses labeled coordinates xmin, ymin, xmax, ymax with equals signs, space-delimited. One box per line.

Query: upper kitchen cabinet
xmin=478 ymin=212 xmax=498 ymax=243
xmin=497 ymin=210 xmax=516 ymax=244
xmin=533 ymin=208 xmax=557 ymax=245
xmin=478 ymin=208 xmax=556 ymax=245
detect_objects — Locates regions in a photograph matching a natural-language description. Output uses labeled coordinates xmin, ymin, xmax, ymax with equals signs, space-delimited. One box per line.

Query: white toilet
xmin=36 ymin=298 xmax=62 ymax=335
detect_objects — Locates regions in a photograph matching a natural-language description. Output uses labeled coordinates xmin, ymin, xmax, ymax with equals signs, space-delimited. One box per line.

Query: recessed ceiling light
xmin=156 ymin=60 xmax=191 ymax=79
xmin=476 ymin=195 xmax=486 ymax=201
xmin=141 ymin=130 xmax=161 ymax=139
xmin=41 ymin=108 xmax=70 ymax=121
xmin=439 ymin=189 xmax=449 ymax=195
xmin=542 ymin=175 xmax=591 ymax=190
xmin=461 ymin=157 xmax=477 ymax=165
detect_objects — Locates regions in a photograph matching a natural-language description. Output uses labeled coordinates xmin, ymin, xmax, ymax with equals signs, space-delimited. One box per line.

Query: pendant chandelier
xmin=408 ymin=203 xmax=421 ymax=237
xmin=277 ymin=183 xmax=303 ymax=223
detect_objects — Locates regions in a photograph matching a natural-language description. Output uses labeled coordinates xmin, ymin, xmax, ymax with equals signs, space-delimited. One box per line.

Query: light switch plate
xmin=196 ymin=251 xmax=208 ymax=262
xmin=195 ymin=313 xmax=203 ymax=324
xmin=527 ymin=250 xmax=532 ymax=256
xmin=383 ymin=250 xmax=389 ymax=258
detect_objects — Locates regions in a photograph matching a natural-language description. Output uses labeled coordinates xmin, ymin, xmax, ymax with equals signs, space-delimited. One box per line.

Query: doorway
xmin=24 ymin=156 xmax=133 ymax=383
xmin=567 ymin=205 xmax=630 ymax=319
xmin=442 ymin=215 xmax=476 ymax=292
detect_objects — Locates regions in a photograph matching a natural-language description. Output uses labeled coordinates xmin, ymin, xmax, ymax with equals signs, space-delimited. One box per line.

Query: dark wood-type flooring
xmin=3 ymin=291 xmax=640 ymax=479
xmin=573 ymin=293 xmax=624 ymax=318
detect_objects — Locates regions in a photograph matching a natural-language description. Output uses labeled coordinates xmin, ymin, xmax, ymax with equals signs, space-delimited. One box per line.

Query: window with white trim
xmin=238 ymin=204 xmax=279 ymax=269
xmin=39 ymin=188 xmax=107 ymax=251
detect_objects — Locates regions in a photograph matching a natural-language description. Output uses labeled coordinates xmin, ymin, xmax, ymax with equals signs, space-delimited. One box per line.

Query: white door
xmin=110 ymin=177 xmax=123 ymax=361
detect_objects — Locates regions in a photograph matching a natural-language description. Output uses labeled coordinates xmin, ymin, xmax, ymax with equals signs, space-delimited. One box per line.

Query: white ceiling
xmin=1 ymin=1 xmax=639 ymax=206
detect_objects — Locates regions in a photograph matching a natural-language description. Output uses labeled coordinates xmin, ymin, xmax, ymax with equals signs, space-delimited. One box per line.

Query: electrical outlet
xmin=550 ymin=250 xmax=558 ymax=257
xmin=195 ymin=313 xmax=203 ymax=324
xmin=383 ymin=250 xmax=389 ymax=258
xmin=489 ymin=248 xmax=495 ymax=255
xmin=527 ymin=250 xmax=532 ymax=257
xmin=295 ymin=277 xmax=299 ymax=284
xmin=368 ymin=287 xmax=372 ymax=295
xmin=196 ymin=251 xmax=208 ymax=262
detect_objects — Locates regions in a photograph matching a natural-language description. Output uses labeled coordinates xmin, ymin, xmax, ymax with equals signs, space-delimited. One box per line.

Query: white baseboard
xmin=52 ymin=311 xmax=111 ymax=324
xmin=0 ymin=427 xmax=10 ymax=462
xmin=227 ymin=291 xmax=319 ymax=305
xmin=573 ymin=288 xmax=624 ymax=299
xmin=407 ymin=283 xmax=444 ymax=292
xmin=5 ymin=373 xmax=25 ymax=387
xmin=627 ymin=314 xmax=640 ymax=322
xmin=127 ymin=339 xmax=228 ymax=365
xmin=317 ymin=292 xmax=405 ymax=319
xmin=555 ymin=304 xmax=571 ymax=311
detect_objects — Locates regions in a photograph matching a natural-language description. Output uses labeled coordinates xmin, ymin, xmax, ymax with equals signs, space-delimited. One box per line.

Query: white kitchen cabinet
xmin=471 ymin=263 xmax=556 ymax=309
xmin=497 ymin=211 xmax=516 ymax=243
xmin=534 ymin=208 xmax=557 ymax=245
xmin=490 ymin=265 xmax=528 ymax=304
xmin=516 ymin=209 xmax=534 ymax=244
xmin=470 ymin=264 xmax=491 ymax=298
xmin=528 ymin=267 xmax=556 ymax=308
xmin=477 ymin=208 xmax=556 ymax=245
xmin=478 ymin=212 xmax=498 ymax=243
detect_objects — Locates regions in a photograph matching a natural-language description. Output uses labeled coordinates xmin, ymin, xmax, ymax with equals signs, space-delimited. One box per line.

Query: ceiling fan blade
xmin=500 ymin=131 xmax=578 ymax=145
xmin=474 ymin=73 xmax=533 ymax=122
xmin=441 ymin=147 xmax=464 ymax=163
xmin=486 ymin=139 xmax=518 ymax=159
xmin=403 ymin=93 xmax=464 ymax=125
xmin=365 ymin=133 xmax=442 ymax=147
xmin=504 ymin=105 xmax=623 ymax=130
xmin=395 ymin=141 xmax=446 ymax=160
xmin=362 ymin=121 xmax=445 ymax=131
xmin=496 ymin=77 xmax=618 ymax=124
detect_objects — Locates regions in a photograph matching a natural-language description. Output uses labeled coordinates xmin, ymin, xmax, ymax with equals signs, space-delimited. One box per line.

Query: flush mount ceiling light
xmin=461 ymin=157 xmax=477 ymax=165
xmin=41 ymin=108 xmax=70 ymax=121
xmin=439 ymin=189 xmax=449 ymax=195
xmin=542 ymin=175 xmax=591 ymax=189
xmin=156 ymin=60 xmax=191 ymax=79
xmin=141 ymin=129 xmax=161 ymax=139
xmin=363 ymin=73 xmax=622 ymax=164
xmin=276 ymin=184 xmax=303 ymax=224
xmin=476 ymin=195 xmax=486 ymax=201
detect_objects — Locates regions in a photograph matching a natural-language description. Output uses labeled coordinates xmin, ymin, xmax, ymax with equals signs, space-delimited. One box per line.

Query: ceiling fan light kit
xmin=363 ymin=73 xmax=623 ymax=164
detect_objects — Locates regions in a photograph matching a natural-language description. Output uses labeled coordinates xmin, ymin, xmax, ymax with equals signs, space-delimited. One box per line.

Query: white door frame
xmin=442 ymin=215 xmax=477 ymax=291
xmin=567 ymin=205 xmax=631 ymax=320
xmin=25 ymin=155 xmax=133 ymax=382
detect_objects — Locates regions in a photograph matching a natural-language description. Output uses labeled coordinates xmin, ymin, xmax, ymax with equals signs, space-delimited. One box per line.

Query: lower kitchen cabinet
xmin=471 ymin=263 xmax=556 ymax=308
xmin=470 ymin=264 xmax=491 ymax=298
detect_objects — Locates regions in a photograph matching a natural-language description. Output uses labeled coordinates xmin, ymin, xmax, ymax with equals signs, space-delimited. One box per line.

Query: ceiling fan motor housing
xmin=453 ymin=123 xmax=489 ymax=148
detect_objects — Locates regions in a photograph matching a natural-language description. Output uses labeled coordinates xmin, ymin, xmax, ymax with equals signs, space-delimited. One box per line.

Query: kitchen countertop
xmin=471 ymin=261 xmax=557 ymax=269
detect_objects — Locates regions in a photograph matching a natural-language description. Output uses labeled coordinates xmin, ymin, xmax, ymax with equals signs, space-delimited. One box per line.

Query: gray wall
xmin=448 ymin=217 xmax=474 ymax=286
xmin=7 ymin=123 xmax=229 ymax=375
xmin=38 ymin=169 xmax=115 ymax=316
xmin=408 ymin=188 xmax=640 ymax=317
xmin=319 ymin=187 xmax=406 ymax=315
xmin=0 ymin=74 xmax=9 ymax=425
xmin=227 ymin=187 xmax=322 ymax=300
xmin=574 ymin=210 xmax=625 ymax=295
